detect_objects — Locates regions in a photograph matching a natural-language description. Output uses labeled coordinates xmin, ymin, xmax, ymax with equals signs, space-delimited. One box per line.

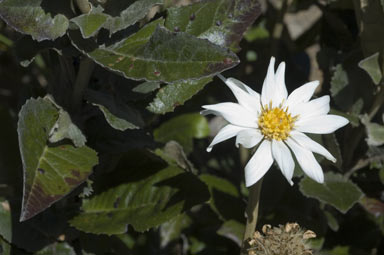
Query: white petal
xmin=272 ymin=140 xmax=294 ymax=185
xmin=295 ymin=114 xmax=349 ymax=134
xmin=218 ymin=75 xmax=259 ymax=96
xmin=202 ymin=103 xmax=258 ymax=128
xmin=285 ymin=81 xmax=319 ymax=108
xmin=261 ymin=57 xmax=276 ymax=107
xmin=289 ymin=95 xmax=330 ymax=119
xmin=273 ymin=62 xmax=288 ymax=103
xmin=290 ymin=131 xmax=336 ymax=163
xmin=244 ymin=140 xmax=273 ymax=187
xmin=207 ymin=124 xmax=245 ymax=152
xmin=286 ymin=138 xmax=324 ymax=183
xmin=223 ymin=77 xmax=262 ymax=114
xmin=235 ymin=129 xmax=263 ymax=148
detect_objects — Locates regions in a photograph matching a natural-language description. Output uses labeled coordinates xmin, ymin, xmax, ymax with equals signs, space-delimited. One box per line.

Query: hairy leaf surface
xmin=299 ymin=172 xmax=364 ymax=214
xmin=0 ymin=0 xmax=69 ymax=41
xmin=17 ymin=98 xmax=98 ymax=221
xmin=85 ymin=20 xmax=238 ymax=82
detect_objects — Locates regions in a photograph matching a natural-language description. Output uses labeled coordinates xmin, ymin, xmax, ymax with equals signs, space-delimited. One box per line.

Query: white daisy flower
xmin=202 ymin=57 xmax=349 ymax=187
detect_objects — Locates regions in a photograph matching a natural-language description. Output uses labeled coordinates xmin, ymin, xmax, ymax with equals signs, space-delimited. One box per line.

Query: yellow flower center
xmin=258 ymin=104 xmax=297 ymax=141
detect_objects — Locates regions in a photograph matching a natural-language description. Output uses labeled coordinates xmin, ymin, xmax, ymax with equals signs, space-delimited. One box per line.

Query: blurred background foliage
xmin=0 ymin=0 xmax=383 ymax=254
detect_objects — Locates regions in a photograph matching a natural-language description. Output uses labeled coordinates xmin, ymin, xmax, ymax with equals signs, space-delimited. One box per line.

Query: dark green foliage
xmin=0 ymin=0 xmax=383 ymax=254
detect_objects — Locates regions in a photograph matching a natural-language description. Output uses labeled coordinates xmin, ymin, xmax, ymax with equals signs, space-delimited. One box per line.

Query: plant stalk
xmin=71 ymin=57 xmax=95 ymax=111
xmin=242 ymin=179 xmax=263 ymax=247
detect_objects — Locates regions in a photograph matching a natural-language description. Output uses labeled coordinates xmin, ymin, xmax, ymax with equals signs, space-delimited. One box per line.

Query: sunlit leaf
xmin=165 ymin=0 xmax=262 ymax=51
xmin=299 ymin=172 xmax=364 ymax=214
xmin=72 ymin=0 xmax=163 ymax=37
xmin=69 ymin=162 xmax=209 ymax=234
xmin=0 ymin=0 xmax=69 ymax=41
xmin=17 ymin=98 xmax=98 ymax=221
xmin=160 ymin=213 xmax=191 ymax=247
xmin=147 ymin=77 xmax=212 ymax=114
xmin=154 ymin=113 xmax=209 ymax=154
xmin=84 ymin=19 xmax=238 ymax=82
xmin=103 ymin=0 xmax=163 ymax=35
xmin=147 ymin=0 xmax=260 ymax=114
xmin=71 ymin=5 xmax=109 ymax=38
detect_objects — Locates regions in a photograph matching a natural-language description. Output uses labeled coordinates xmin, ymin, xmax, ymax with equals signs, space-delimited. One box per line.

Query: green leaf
xmin=147 ymin=0 xmax=260 ymax=113
xmin=358 ymin=52 xmax=382 ymax=85
xmin=244 ymin=20 xmax=270 ymax=42
xmin=0 ymin=199 xmax=11 ymax=242
xmin=85 ymin=19 xmax=239 ymax=82
xmin=217 ymin=220 xmax=244 ymax=247
xmin=155 ymin=141 xmax=197 ymax=174
xmin=103 ymin=0 xmax=163 ymax=35
xmin=47 ymin=97 xmax=87 ymax=147
xmin=200 ymin=174 xmax=244 ymax=221
xmin=17 ymin=98 xmax=98 ymax=221
xmin=324 ymin=210 xmax=339 ymax=231
xmin=0 ymin=237 xmax=11 ymax=255
xmin=299 ymin=172 xmax=364 ymax=214
xmin=132 ymin=81 xmax=160 ymax=94
xmin=71 ymin=0 xmax=163 ymax=37
xmin=147 ymin=77 xmax=212 ymax=114
xmin=69 ymin=162 xmax=209 ymax=234
xmin=322 ymin=134 xmax=342 ymax=169
xmin=71 ymin=5 xmax=109 ymax=38
xmin=160 ymin=213 xmax=191 ymax=247
xmin=361 ymin=115 xmax=384 ymax=146
xmin=154 ymin=113 xmax=209 ymax=154
xmin=36 ymin=243 xmax=76 ymax=255
xmin=0 ymin=0 xmax=69 ymax=41
xmin=165 ymin=0 xmax=262 ymax=51
xmin=85 ymin=89 xmax=143 ymax=131
xmin=330 ymin=64 xmax=348 ymax=98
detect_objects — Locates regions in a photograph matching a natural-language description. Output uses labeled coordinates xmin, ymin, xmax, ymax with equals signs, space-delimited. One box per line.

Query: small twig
xmin=242 ymin=179 xmax=263 ymax=248
xmin=345 ymin=154 xmax=384 ymax=178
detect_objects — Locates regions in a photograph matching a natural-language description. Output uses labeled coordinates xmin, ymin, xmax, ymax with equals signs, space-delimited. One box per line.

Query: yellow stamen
xmin=258 ymin=104 xmax=298 ymax=141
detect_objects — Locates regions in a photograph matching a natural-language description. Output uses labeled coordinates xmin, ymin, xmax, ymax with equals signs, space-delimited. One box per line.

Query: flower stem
xmin=242 ymin=179 xmax=263 ymax=246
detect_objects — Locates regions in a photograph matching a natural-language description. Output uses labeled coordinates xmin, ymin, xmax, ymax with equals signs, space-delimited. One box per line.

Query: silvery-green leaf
xmin=358 ymin=52 xmax=382 ymax=85
xmin=0 ymin=0 xmax=69 ymax=41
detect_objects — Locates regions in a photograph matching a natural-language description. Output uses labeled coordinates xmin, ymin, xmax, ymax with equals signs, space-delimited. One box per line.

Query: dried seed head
xmin=244 ymin=223 xmax=316 ymax=255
